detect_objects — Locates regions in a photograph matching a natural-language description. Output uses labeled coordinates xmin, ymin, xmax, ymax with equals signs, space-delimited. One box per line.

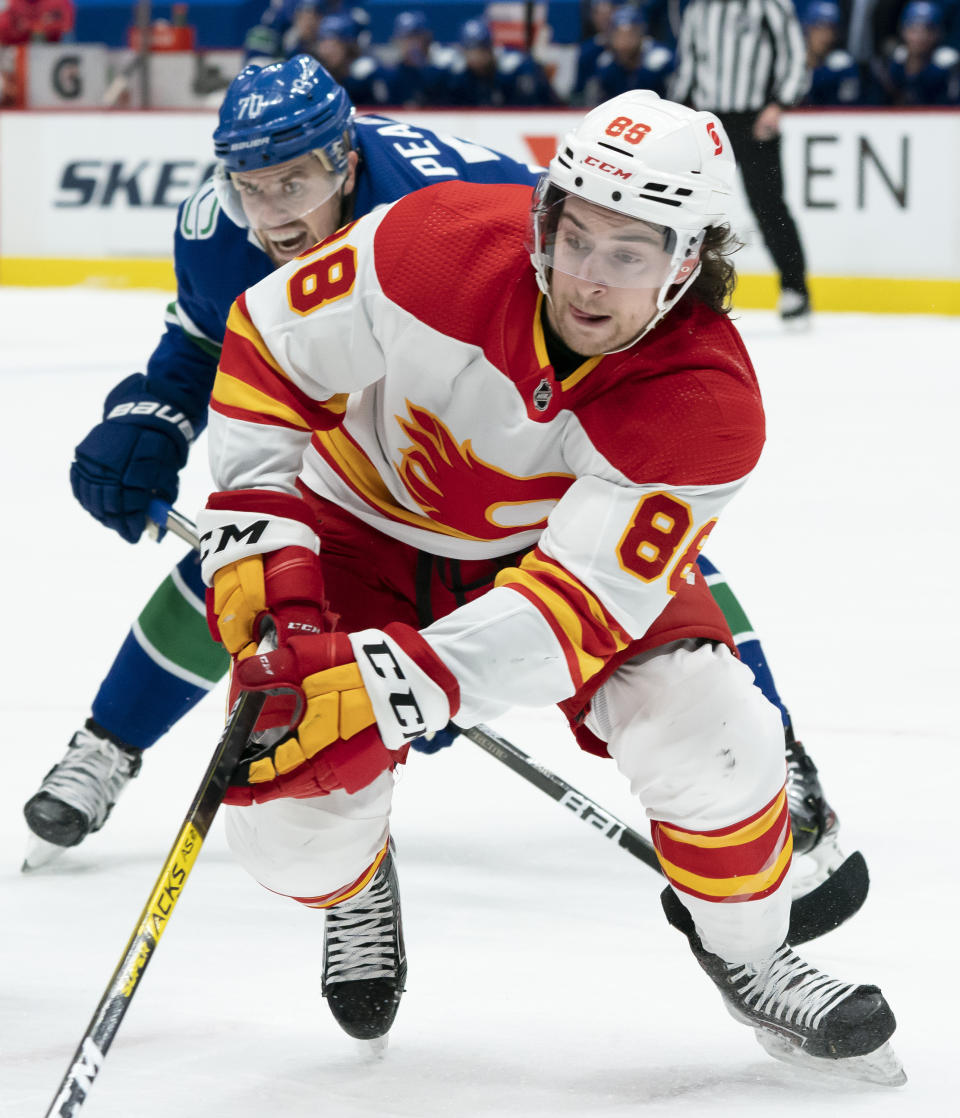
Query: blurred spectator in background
xmin=585 ymin=5 xmax=675 ymax=104
xmin=245 ymin=0 xmax=307 ymax=60
xmin=671 ymin=0 xmax=811 ymax=325
xmin=381 ymin=9 xmax=452 ymax=106
xmin=846 ymin=0 xmax=916 ymax=70
xmin=881 ymin=1 xmax=960 ymax=102
xmin=800 ymin=0 xmax=865 ymax=103
xmin=306 ymin=10 xmax=392 ymax=104
xmin=244 ymin=0 xmax=369 ymax=63
xmin=445 ymin=17 xmax=559 ymax=105
xmin=0 ymin=0 xmax=74 ymax=44
xmin=286 ymin=0 xmax=325 ymax=54
xmin=571 ymin=0 xmax=616 ymax=102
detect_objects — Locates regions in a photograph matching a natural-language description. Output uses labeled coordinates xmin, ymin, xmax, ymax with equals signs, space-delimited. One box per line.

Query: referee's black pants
xmin=717 ymin=112 xmax=808 ymax=296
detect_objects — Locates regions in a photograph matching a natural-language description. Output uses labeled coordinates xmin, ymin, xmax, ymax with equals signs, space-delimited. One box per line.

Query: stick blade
xmin=787 ymin=851 xmax=869 ymax=945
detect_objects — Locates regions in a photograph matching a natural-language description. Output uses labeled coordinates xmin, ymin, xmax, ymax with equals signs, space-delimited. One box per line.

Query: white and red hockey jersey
xmin=201 ymin=182 xmax=765 ymax=726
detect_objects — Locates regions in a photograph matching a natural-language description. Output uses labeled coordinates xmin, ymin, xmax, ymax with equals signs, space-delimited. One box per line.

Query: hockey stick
xmin=462 ymin=722 xmax=869 ymax=947
xmin=45 ymin=689 xmax=266 ymax=1118
xmin=146 ymin=501 xmax=869 ymax=944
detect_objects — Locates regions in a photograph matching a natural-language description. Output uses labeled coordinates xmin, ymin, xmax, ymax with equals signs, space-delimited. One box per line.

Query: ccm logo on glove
xmin=359 ymin=639 xmax=427 ymax=741
xmin=224 ymin=624 xmax=460 ymax=804
xmin=200 ymin=519 xmax=269 ymax=563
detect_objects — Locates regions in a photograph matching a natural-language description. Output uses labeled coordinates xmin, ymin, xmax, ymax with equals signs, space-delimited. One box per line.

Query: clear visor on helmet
xmin=527 ymin=179 xmax=704 ymax=293
xmin=213 ymin=151 xmax=347 ymax=232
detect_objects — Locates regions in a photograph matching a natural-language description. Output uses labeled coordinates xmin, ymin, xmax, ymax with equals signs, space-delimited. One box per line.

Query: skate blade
xmin=755 ymin=1029 xmax=907 ymax=1087
xmin=21 ymin=835 xmax=68 ymax=872
xmin=791 ymin=829 xmax=848 ymax=898
xmin=356 ymin=1033 xmax=389 ymax=1061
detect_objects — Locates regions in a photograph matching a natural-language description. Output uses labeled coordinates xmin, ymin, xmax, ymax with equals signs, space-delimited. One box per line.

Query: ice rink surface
xmin=0 ymin=288 xmax=957 ymax=1116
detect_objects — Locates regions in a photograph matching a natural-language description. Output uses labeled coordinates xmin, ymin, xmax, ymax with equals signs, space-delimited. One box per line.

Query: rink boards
xmin=1 ymin=107 xmax=958 ymax=314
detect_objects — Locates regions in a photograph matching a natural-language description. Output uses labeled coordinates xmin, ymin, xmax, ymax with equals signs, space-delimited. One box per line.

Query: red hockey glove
xmin=207 ymin=546 xmax=331 ymax=658
xmin=224 ymin=624 xmax=461 ymax=805
xmin=200 ymin=487 xmax=330 ymax=657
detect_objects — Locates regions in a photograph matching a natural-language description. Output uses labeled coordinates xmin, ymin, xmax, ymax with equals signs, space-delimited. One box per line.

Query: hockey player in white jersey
xmin=197 ymin=91 xmax=903 ymax=1083
xmin=27 ymin=58 xmax=847 ymax=903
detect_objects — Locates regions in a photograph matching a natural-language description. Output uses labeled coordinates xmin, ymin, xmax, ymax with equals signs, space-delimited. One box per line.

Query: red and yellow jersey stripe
xmin=495 ymin=546 xmax=632 ymax=692
xmin=211 ymin=293 xmax=347 ymax=432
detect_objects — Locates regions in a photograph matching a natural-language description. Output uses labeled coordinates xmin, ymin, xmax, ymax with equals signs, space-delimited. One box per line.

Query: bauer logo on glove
xmin=225 ymin=623 xmax=460 ymax=806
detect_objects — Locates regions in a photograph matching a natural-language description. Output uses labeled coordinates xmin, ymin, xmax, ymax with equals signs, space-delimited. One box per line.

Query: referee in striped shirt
xmin=671 ymin=0 xmax=811 ymax=322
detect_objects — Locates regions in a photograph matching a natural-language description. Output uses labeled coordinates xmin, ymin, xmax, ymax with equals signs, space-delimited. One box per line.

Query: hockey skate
xmin=323 ymin=843 xmax=406 ymax=1052
xmin=784 ymin=726 xmax=846 ymax=898
xmin=779 ymin=289 xmax=811 ymax=331
xmin=661 ymin=888 xmax=905 ymax=1086
xmin=22 ymin=721 xmax=142 ymax=870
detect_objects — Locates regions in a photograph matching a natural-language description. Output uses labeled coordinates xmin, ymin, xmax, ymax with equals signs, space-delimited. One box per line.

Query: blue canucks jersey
xmin=885 ymin=44 xmax=960 ymax=104
xmin=146 ymin=116 xmax=541 ymax=430
xmin=445 ymin=49 xmax=559 ymax=107
xmin=588 ymin=42 xmax=676 ymax=103
xmin=803 ymin=49 xmax=863 ymax=105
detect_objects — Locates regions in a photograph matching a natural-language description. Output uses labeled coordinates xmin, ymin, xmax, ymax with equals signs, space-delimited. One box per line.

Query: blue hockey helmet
xmin=459 ymin=18 xmax=493 ymax=49
xmin=213 ymin=54 xmax=356 ymax=174
xmin=610 ymin=5 xmax=647 ymax=30
xmin=318 ymin=12 xmax=362 ymax=41
xmin=900 ymin=1 xmax=943 ymax=26
xmin=393 ymin=10 xmax=430 ymax=38
xmin=801 ymin=1 xmax=841 ymax=26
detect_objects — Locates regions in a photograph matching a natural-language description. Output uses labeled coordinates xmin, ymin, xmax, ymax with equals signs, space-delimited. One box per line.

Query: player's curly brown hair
xmin=685 ymin=224 xmax=741 ymax=314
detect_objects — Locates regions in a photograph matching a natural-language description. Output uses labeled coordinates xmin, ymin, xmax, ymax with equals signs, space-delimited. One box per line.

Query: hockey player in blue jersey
xmin=25 ymin=56 xmax=843 ymax=890
xmin=21 ymin=55 xmax=541 ymax=862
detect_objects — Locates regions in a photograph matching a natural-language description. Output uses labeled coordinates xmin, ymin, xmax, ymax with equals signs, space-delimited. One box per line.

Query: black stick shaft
xmin=463 ymin=723 xmax=663 ymax=873
xmin=464 ymin=723 xmax=866 ymax=946
xmin=45 ymin=690 xmax=265 ymax=1118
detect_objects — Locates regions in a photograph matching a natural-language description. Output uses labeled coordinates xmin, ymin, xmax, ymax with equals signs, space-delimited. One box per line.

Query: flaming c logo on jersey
xmin=396 ymin=404 xmax=574 ymax=539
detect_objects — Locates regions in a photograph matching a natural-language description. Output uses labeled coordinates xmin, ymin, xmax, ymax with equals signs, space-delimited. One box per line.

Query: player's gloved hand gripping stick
xmin=147 ymin=500 xmax=870 ymax=946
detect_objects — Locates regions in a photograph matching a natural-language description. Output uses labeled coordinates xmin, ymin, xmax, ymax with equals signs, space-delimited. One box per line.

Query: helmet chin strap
xmin=604 ymin=261 xmax=704 ymax=353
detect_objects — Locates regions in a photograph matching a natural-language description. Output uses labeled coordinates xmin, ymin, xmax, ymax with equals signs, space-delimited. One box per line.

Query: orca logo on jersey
xmin=361 ymin=640 xmax=427 ymax=740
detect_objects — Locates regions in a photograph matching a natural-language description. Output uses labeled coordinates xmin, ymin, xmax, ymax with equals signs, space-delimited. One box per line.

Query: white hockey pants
xmin=224 ymin=639 xmax=788 ymax=961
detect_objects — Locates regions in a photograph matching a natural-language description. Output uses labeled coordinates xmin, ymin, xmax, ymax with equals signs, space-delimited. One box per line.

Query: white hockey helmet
xmin=528 ymin=91 xmax=736 ymax=337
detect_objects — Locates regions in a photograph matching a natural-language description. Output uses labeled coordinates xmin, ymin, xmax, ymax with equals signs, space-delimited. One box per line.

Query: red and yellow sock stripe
xmin=651 ymin=788 xmax=792 ymax=904
xmin=281 ymin=840 xmax=391 ymax=909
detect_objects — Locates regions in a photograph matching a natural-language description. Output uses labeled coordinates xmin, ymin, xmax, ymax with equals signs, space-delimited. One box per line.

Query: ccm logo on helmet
xmin=583 ymin=156 xmax=633 ymax=180
xmin=706 ymin=122 xmax=724 ymax=155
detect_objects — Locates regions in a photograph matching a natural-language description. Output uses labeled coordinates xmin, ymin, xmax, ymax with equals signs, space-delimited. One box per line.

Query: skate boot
xmin=323 ymin=843 xmax=406 ymax=1044
xmin=23 ymin=720 xmax=142 ymax=850
xmin=661 ymin=888 xmax=905 ymax=1086
xmin=784 ymin=725 xmax=845 ymax=895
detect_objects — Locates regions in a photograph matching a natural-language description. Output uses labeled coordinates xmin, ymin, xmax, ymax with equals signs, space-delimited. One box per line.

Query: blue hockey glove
xmin=410 ymin=722 xmax=460 ymax=754
xmin=70 ymin=373 xmax=197 ymax=543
